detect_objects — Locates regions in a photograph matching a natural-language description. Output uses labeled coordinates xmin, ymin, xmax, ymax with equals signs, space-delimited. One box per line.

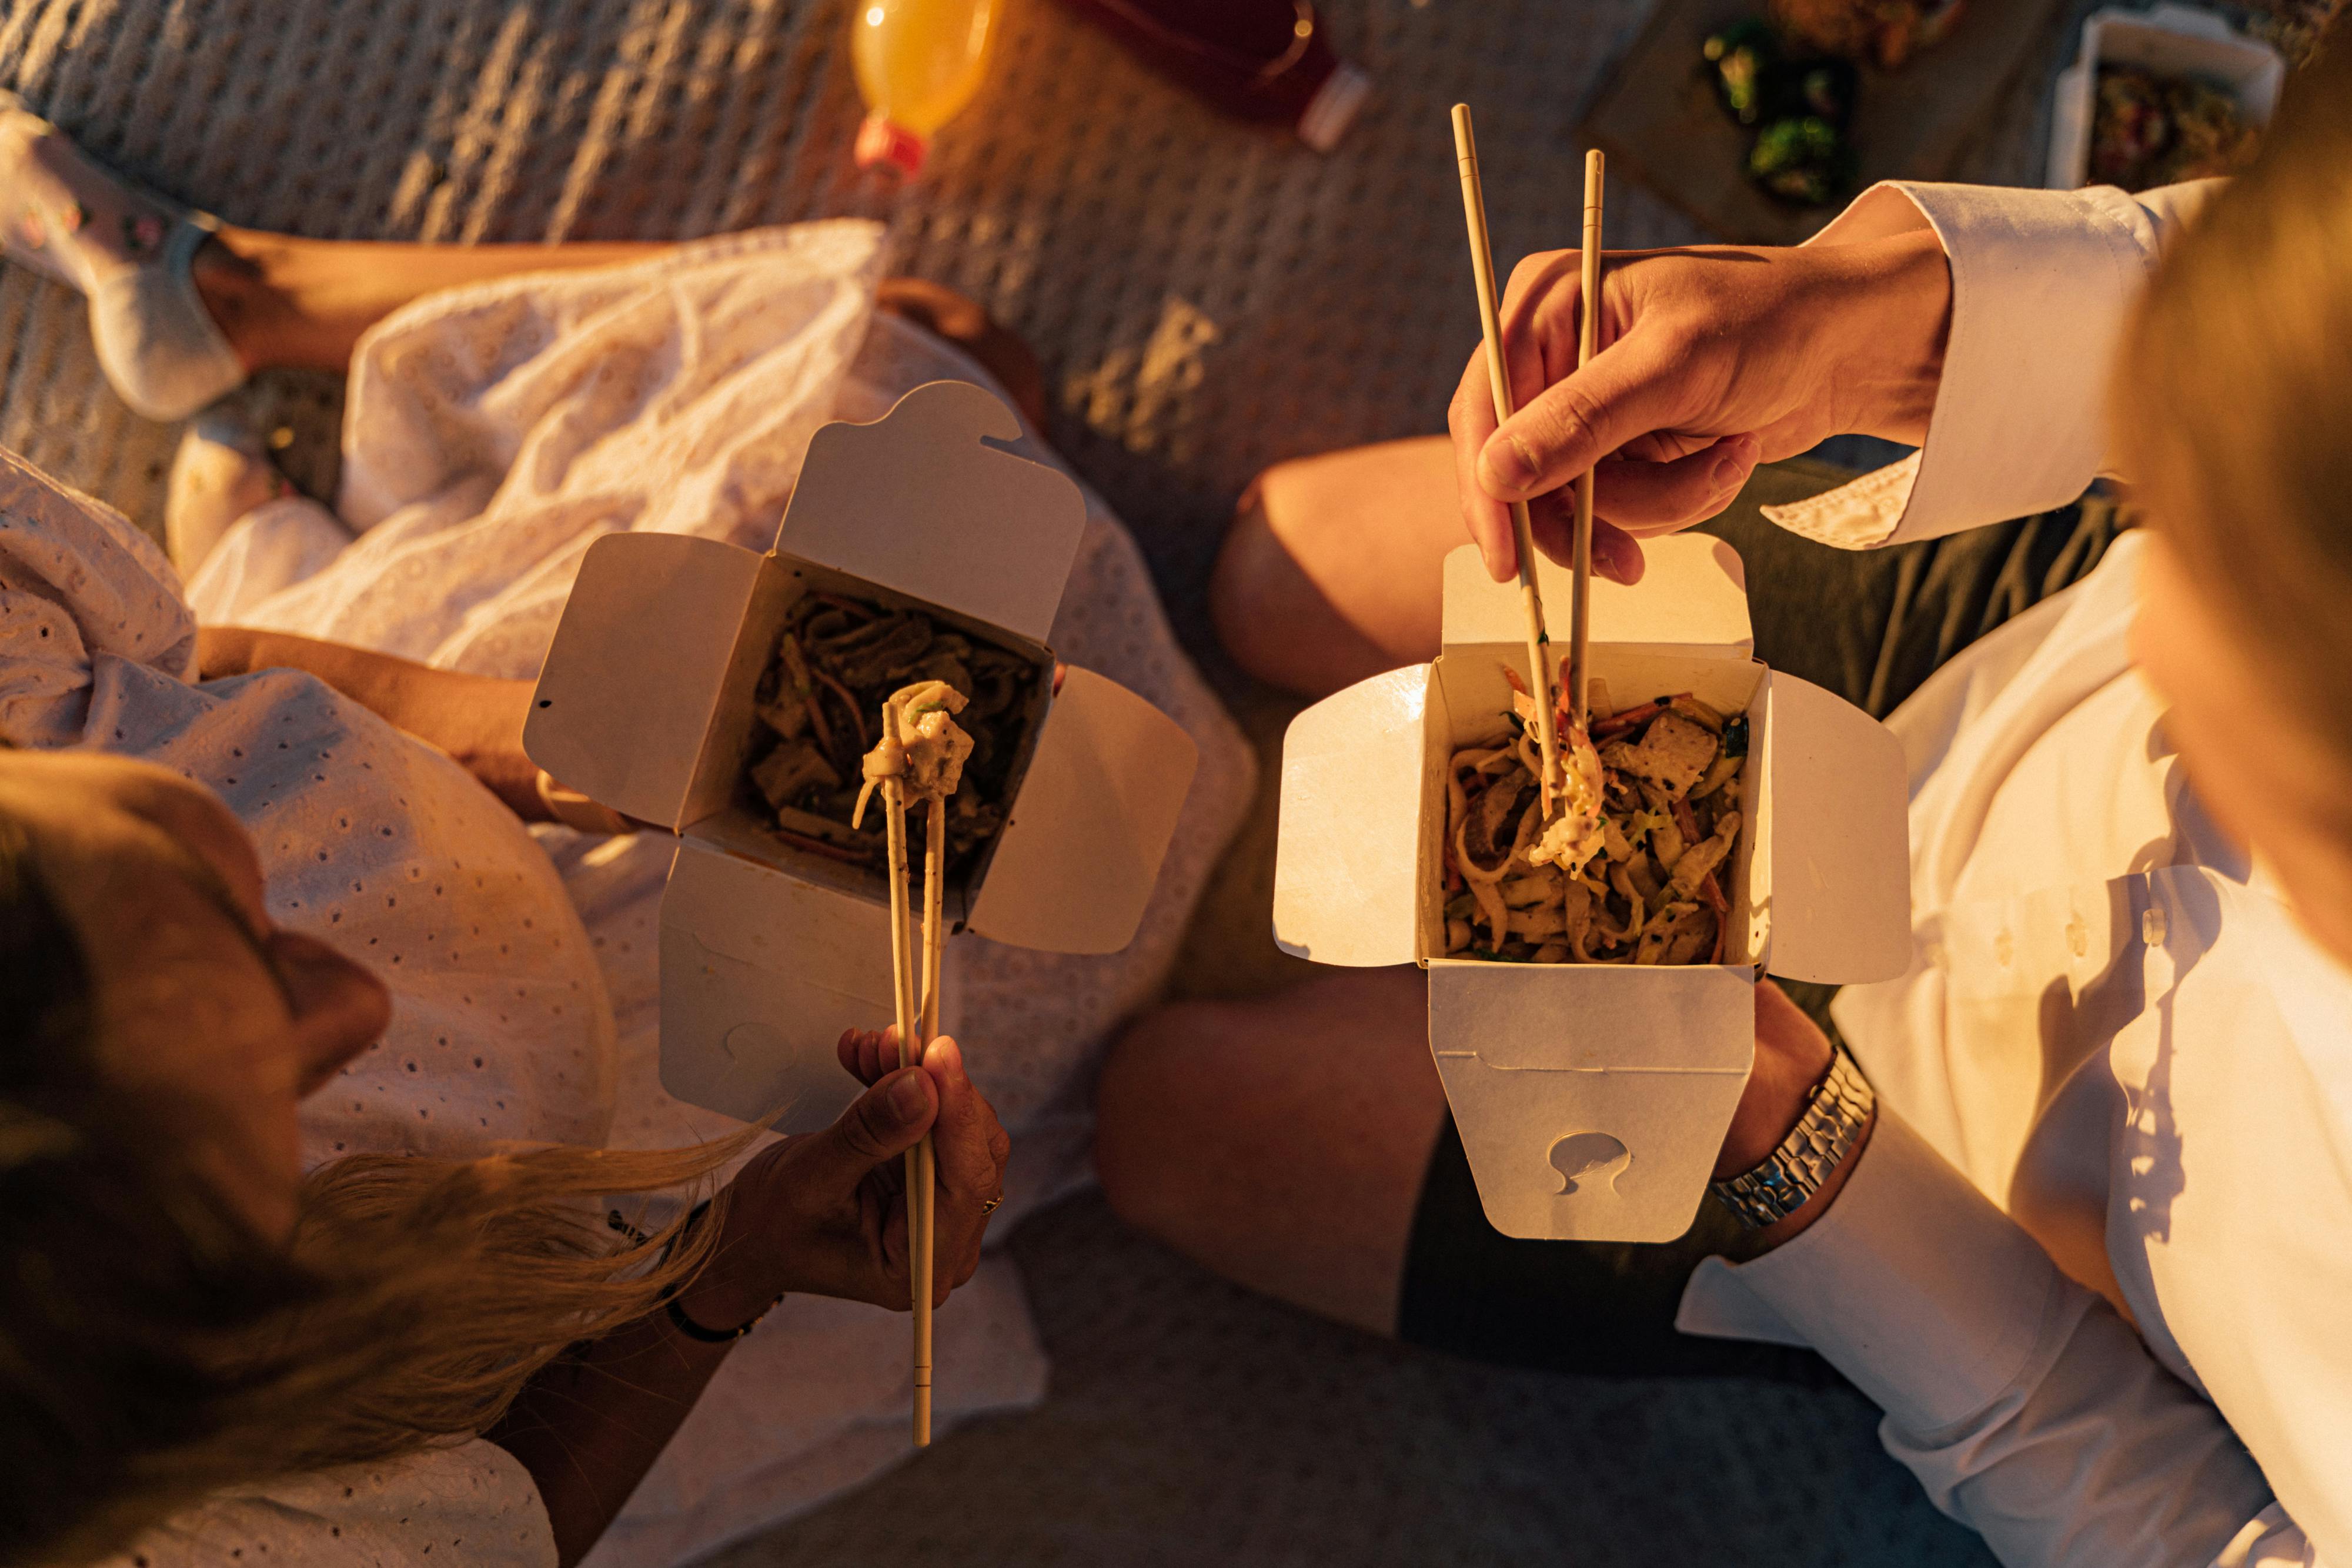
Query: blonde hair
xmin=0 ymin=811 xmax=764 ymax=1566
xmin=2118 ymin=30 xmax=2352 ymax=740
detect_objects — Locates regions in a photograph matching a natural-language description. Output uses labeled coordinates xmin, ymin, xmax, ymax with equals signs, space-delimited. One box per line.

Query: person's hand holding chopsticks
xmin=835 ymin=1025 xmax=1012 ymax=1306
xmin=677 ymin=1028 xmax=1008 ymax=1323
xmin=1447 ymin=223 xmax=1955 ymax=583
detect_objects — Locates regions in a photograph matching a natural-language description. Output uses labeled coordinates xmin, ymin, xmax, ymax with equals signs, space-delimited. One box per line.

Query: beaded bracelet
xmin=653 ymin=1199 xmax=786 ymax=1344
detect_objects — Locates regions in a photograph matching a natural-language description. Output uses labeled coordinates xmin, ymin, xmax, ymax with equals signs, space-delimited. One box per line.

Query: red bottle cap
xmin=855 ymin=113 xmax=928 ymax=175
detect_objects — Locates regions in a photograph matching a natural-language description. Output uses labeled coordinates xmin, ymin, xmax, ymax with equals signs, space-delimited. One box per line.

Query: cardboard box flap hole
xmin=965 ymin=667 xmax=1199 ymax=954
xmin=776 ymin=380 xmax=1087 ymax=646
xmin=1271 ymin=664 xmax=1429 ymax=966
xmin=656 ymin=841 xmax=894 ymax=1133
xmin=524 ymin=533 xmax=774 ymax=831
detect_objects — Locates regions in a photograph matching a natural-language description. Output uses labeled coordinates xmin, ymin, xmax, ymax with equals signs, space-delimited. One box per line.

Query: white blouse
xmin=1680 ymin=180 xmax=2350 ymax=1567
xmin=4 ymin=223 xmax=1251 ymax=1567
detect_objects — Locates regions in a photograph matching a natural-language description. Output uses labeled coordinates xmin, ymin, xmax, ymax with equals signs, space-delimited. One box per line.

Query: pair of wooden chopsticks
xmin=878 ymin=700 xmax=943 ymax=1447
xmin=1451 ymin=104 xmax=1604 ymax=765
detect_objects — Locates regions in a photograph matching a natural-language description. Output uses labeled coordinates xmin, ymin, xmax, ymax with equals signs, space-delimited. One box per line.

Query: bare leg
xmin=192 ymin=229 xmax=674 ymax=373
xmin=1096 ymin=967 xmax=1441 ymax=1335
xmin=1211 ymin=434 xmax=1464 ymax=700
xmin=1112 ymin=436 xmax=1468 ymax=1332
xmin=186 ymin=232 xmax=1052 ymax=431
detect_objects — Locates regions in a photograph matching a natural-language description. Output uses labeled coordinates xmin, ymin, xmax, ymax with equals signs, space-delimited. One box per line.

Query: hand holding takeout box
xmin=1274 ymin=535 xmax=1912 ymax=1243
xmin=524 ymin=380 xmax=1200 ymax=1133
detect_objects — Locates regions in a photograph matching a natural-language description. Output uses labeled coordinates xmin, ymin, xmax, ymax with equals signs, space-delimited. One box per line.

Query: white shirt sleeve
xmin=1759 ymin=179 xmax=2223 ymax=551
xmin=1684 ymin=1110 xmax=2318 ymax=1567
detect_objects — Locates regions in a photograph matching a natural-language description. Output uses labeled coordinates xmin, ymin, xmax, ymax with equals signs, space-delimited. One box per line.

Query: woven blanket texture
xmin=0 ymin=2 xmax=2114 ymax=1562
xmin=0 ymin=0 xmax=2075 ymax=659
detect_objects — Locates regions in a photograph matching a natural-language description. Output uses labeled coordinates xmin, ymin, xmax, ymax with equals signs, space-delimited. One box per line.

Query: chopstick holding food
xmin=852 ymin=678 xmax=974 ymax=1446
xmin=1451 ymin=103 xmax=1563 ymax=814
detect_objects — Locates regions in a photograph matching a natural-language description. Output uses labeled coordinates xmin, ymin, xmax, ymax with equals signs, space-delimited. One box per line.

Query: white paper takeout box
xmin=526 ymin=380 xmax=1198 ymax=1131
xmin=1274 ymin=536 xmax=1911 ymax=1242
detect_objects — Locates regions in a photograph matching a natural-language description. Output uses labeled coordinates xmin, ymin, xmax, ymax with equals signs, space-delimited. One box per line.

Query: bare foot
xmin=166 ymin=410 xmax=288 ymax=575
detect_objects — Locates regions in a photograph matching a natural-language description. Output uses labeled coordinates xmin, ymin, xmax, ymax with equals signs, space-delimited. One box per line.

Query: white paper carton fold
xmin=1272 ymin=664 xmax=1426 ymax=967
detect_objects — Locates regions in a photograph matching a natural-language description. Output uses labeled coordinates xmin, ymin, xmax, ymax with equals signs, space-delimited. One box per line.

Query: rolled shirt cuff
xmin=1763 ymin=180 xmax=2219 ymax=550
xmin=1678 ymin=1106 xmax=2079 ymax=1429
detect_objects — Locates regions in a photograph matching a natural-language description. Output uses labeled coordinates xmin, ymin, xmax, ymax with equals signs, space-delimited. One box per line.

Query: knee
xmin=1094 ymin=1001 xmax=1227 ymax=1239
xmin=1208 ymin=481 xmax=1301 ymax=688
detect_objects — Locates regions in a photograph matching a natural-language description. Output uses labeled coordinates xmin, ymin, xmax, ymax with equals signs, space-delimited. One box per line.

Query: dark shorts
xmin=1395 ymin=456 xmax=2126 ymax=1379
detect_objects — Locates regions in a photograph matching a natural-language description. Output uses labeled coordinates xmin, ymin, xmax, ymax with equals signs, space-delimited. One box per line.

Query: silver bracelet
xmin=1709 ymin=1048 xmax=1876 ymax=1229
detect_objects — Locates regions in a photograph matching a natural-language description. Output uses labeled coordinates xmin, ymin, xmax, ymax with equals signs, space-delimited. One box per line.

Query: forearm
xmin=1812 ymin=226 xmax=1950 ymax=448
xmin=483 ymin=1303 xmax=740 ymax=1567
xmin=482 ymin=1195 xmax=793 ymax=1567
xmin=196 ymin=627 xmax=549 ymax=818
xmin=1770 ymin=180 xmax=2219 ymax=551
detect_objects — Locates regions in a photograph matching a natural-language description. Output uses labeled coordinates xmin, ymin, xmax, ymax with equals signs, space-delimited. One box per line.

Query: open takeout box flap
xmin=771 ymin=379 xmax=1087 ymax=646
xmin=524 ymin=531 xmax=784 ymax=833
xmin=656 ymin=839 xmax=890 ymax=1133
xmin=1755 ymin=670 xmax=1915 ymax=985
xmin=1271 ymin=663 xmax=1432 ymax=967
xmin=1429 ymin=962 xmax=1754 ymax=1241
xmin=1439 ymin=536 xmax=1753 ymax=657
xmin=965 ymin=666 xmax=1199 ymax=954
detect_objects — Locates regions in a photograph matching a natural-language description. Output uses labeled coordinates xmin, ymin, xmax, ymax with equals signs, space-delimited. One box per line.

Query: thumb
xmin=801 ymin=1066 xmax=935 ymax=1191
xmin=1479 ymin=332 xmax=1689 ymax=505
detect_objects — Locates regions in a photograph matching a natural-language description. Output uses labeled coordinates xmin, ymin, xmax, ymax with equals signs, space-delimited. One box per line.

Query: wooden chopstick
xmin=1570 ymin=149 xmax=1605 ymax=728
xmin=876 ymin=706 xmax=936 ymax=1448
xmin=1451 ymin=103 xmax=1561 ymax=810
xmin=911 ymin=795 xmax=947 ymax=1447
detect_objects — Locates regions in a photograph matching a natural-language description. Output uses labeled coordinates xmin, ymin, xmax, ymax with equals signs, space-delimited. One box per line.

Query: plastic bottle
xmin=1047 ymin=0 xmax=1370 ymax=151
xmin=851 ymin=0 xmax=1007 ymax=175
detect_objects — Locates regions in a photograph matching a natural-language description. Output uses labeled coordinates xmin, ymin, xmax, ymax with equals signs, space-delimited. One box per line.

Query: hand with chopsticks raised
xmin=838 ymin=1026 xmax=1012 ymax=1305
xmin=1447 ymin=218 xmax=1955 ymax=583
xmin=677 ymin=1029 xmax=1008 ymax=1323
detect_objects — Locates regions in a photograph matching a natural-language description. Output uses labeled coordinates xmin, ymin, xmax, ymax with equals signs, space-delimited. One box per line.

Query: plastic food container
xmin=2046 ymin=4 xmax=2285 ymax=190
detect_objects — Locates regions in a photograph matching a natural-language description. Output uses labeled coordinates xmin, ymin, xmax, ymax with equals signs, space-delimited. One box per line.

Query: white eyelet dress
xmin=1 ymin=221 xmax=1253 ymax=1568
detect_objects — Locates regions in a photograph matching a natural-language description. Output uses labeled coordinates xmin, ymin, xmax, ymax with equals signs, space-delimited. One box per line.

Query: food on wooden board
xmin=1769 ymin=0 xmax=1966 ymax=71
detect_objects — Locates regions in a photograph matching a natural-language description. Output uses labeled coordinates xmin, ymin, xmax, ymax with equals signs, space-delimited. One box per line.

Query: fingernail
xmin=1481 ymin=434 xmax=1536 ymax=497
xmin=923 ymin=1035 xmax=960 ymax=1074
xmin=889 ymin=1071 xmax=928 ymax=1117
xmin=1712 ymin=437 xmax=1755 ymax=492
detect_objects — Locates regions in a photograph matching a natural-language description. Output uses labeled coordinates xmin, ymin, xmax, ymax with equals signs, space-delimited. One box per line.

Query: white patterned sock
xmin=0 ymin=92 xmax=245 ymax=421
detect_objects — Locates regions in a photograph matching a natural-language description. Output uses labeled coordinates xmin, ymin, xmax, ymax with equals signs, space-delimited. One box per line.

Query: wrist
xmin=1821 ymin=228 xmax=1950 ymax=445
xmin=1713 ymin=1045 xmax=1874 ymax=1249
xmin=671 ymin=1184 xmax=793 ymax=1333
xmin=1713 ymin=1031 xmax=1835 ymax=1180
xmin=1749 ymin=1106 xmax=1873 ymax=1250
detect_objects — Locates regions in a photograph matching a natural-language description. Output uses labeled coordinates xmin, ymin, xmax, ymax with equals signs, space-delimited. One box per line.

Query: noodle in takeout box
xmin=1274 ymin=535 xmax=1912 ymax=1242
xmin=523 ymin=380 xmax=1198 ymax=1129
